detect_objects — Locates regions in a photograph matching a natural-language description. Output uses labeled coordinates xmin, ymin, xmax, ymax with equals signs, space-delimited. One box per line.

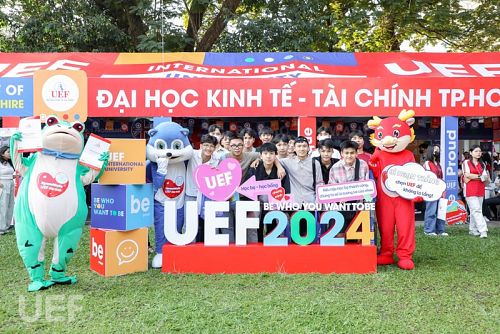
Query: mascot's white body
xmin=146 ymin=122 xmax=193 ymax=268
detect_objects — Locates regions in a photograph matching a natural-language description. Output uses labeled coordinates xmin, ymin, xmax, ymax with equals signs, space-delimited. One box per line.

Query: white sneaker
xmin=479 ymin=233 xmax=488 ymax=239
xmin=152 ymin=253 xmax=163 ymax=269
xmin=484 ymin=216 xmax=490 ymax=222
xmin=424 ymin=232 xmax=437 ymax=236
xmin=469 ymin=231 xmax=480 ymax=236
xmin=438 ymin=233 xmax=449 ymax=236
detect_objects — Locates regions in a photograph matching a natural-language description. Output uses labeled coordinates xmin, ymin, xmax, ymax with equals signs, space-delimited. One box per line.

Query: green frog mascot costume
xmin=11 ymin=116 xmax=109 ymax=292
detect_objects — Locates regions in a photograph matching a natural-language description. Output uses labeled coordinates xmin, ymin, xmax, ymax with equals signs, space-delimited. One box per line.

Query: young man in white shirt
xmin=279 ymin=136 xmax=323 ymax=239
xmin=185 ymin=134 xmax=220 ymax=242
xmin=186 ymin=134 xmax=220 ymax=203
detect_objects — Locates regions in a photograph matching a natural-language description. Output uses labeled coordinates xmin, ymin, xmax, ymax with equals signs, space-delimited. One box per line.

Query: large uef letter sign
xmin=161 ymin=158 xmax=378 ymax=274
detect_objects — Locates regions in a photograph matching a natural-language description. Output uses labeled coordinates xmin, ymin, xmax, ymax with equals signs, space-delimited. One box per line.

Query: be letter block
xmin=90 ymin=227 xmax=148 ymax=277
xmin=91 ymin=184 xmax=153 ymax=231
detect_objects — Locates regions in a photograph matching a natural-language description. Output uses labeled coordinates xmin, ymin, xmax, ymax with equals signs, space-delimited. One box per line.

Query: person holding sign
xmin=280 ymin=136 xmax=323 ymax=204
xmin=462 ymin=145 xmax=490 ymax=238
xmin=224 ymin=134 xmax=285 ymax=242
xmin=186 ymin=134 xmax=220 ymax=242
xmin=10 ymin=115 xmax=109 ymax=291
xmin=280 ymin=136 xmax=323 ymax=238
xmin=244 ymin=142 xmax=291 ymax=242
xmin=328 ymin=141 xmax=369 ymax=184
xmin=314 ymin=139 xmax=339 ymax=185
xmin=328 ymin=140 xmax=369 ymax=233
xmin=423 ymin=145 xmax=448 ymax=236
xmin=368 ymin=109 xmax=418 ymax=270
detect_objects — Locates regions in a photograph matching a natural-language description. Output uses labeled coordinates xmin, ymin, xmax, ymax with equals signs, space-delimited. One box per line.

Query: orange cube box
xmin=90 ymin=227 xmax=148 ymax=277
xmin=98 ymin=139 xmax=146 ymax=184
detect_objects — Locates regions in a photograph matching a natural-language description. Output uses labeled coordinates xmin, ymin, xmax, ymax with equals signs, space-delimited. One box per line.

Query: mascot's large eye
xmin=377 ymin=132 xmax=383 ymax=139
xmin=171 ymin=140 xmax=184 ymax=150
xmin=155 ymin=139 xmax=167 ymax=150
xmin=72 ymin=122 xmax=84 ymax=133
xmin=46 ymin=116 xmax=59 ymax=126
xmin=393 ymin=130 xmax=400 ymax=138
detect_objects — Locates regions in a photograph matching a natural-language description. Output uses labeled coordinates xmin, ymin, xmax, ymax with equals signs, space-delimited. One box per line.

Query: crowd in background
xmin=1 ymin=122 xmax=498 ymax=242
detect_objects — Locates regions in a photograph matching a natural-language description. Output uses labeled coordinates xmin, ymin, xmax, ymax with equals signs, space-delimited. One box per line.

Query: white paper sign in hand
xmin=17 ymin=117 xmax=42 ymax=153
xmin=79 ymin=134 xmax=111 ymax=170
xmin=385 ymin=162 xmax=446 ymax=201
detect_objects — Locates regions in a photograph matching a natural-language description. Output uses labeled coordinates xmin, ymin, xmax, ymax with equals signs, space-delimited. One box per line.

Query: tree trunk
xmin=94 ymin=0 xmax=148 ymax=50
xmin=196 ymin=0 xmax=241 ymax=52
xmin=184 ymin=0 xmax=210 ymax=52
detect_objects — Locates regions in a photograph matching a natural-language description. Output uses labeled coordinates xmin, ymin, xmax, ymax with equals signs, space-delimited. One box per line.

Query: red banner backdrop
xmin=0 ymin=52 xmax=498 ymax=79
xmin=88 ymin=77 xmax=499 ymax=117
xmin=1 ymin=52 xmax=498 ymax=117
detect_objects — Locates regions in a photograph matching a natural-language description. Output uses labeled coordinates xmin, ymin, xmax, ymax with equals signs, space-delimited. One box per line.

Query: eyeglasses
xmin=230 ymin=144 xmax=244 ymax=149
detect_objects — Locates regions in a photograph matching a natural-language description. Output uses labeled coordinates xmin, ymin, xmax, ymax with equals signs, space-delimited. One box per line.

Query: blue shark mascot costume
xmin=11 ymin=116 xmax=108 ymax=291
xmin=146 ymin=122 xmax=193 ymax=268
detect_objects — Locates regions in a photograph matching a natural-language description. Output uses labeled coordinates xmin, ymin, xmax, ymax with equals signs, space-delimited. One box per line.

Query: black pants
xmin=484 ymin=196 xmax=500 ymax=219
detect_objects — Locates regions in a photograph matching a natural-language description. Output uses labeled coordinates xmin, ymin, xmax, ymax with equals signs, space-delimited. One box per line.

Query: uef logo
xmin=41 ymin=74 xmax=79 ymax=112
xmin=116 ymin=239 xmax=139 ymax=265
xmin=19 ymin=294 xmax=83 ymax=323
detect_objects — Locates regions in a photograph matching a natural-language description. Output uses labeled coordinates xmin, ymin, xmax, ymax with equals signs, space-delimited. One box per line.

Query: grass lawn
xmin=0 ymin=224 xmax=498 ymax=333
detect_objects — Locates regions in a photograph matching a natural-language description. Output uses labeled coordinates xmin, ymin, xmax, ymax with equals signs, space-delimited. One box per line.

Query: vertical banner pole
xmin=440 ymin=116 xmax=459 ymax=201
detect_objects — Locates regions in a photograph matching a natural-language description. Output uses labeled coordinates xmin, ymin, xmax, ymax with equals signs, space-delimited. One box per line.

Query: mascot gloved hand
xmin=11 ymin=116 xmax=109 ymax=291
xmin=146 ymin=122 xmax=193 ymax=269
xmin=368 ymin=109 xmax=417 ymax=270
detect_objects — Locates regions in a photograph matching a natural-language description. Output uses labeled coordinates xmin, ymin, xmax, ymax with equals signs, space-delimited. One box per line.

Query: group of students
xmin=184 ymin=124 xmax=372 ymax=243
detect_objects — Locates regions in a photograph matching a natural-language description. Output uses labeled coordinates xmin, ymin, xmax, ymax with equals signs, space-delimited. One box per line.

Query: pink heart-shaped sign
xmin=271 ymin=187 xmax=285 ymax=201
xmin=194 ymin=158 xmax=242 ymax=201
xmin=37 ymin=172 xmax=69 ymax=198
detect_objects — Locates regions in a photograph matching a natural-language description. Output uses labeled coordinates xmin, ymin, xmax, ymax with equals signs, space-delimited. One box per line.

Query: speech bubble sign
xmin=316 ymin=180 xmax=377 ymax=204
xmin=194 ymin=158 xmax=242 ymax=201
xmin=116 ymin=239 xmax=139 ymax=266
xmin=385 ymin=162 xmax=446 ymax=201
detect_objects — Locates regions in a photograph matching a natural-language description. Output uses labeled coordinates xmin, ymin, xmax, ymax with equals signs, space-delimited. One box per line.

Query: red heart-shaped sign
xmin=271 ymin=187 xmax=285 ymax=201
xmin=163 ymin=179 xmax=184 ymax=199
xmin=37 ymin=172 xmax=69 ymax=197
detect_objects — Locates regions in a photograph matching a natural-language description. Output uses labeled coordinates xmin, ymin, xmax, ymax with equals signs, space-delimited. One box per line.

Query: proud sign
xmin=385 ymin=162 xmax=446 ymax=201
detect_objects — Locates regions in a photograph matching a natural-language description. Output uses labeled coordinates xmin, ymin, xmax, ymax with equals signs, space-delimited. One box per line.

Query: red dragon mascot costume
xmin=368 ymin=109 xmax=418 ymax=270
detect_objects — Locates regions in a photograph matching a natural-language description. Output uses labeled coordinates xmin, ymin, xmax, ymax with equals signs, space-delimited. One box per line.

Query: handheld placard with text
xmin=17 ymin=117 xmax=42 ymax=152
xmin=79 ymin=134 xmax=111 ymax=170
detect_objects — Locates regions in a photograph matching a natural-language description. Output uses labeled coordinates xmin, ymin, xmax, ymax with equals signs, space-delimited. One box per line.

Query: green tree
xmin=215 ymin=0 xmax=500 ymax=52
xmin=0 ymin=0 xmax=244 ymax=52
xmin=0 ymin=0 xmax=132 ymax=51
xmin=0 ymin=0 xmax=497 ymax=52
